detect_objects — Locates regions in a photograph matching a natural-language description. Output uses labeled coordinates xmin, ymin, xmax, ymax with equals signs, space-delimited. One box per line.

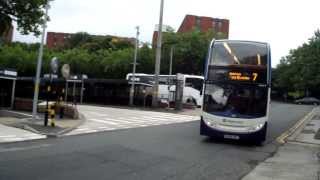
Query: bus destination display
xmin=228 ymin=72 xmax=258 ymax=82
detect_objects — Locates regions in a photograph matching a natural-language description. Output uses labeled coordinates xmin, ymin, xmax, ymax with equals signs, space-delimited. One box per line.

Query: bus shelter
xmin=65 ymin=74 xmax=88 ymax=105
xmin=0 ymin=68 xmax=17 ymax=109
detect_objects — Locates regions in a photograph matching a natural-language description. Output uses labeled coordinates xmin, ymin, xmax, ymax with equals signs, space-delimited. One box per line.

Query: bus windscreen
xmin=210 ymin=41 xmax=268 ymax=67
xmin=203 ymin=83 xmax=268 ymax=118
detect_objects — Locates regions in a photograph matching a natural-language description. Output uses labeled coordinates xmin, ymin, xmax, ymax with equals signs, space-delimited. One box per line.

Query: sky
xmin=13 ymin=0 xmax=320 ymax=67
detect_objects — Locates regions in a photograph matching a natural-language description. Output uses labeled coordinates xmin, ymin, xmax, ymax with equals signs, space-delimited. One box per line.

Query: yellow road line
xmin=276 ymin=108 xmax=316 ymax=144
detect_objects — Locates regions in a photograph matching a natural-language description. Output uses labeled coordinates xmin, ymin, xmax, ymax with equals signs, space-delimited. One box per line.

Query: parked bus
xmin=126 ymin=73 xmax=204 ymax=107
xmin=200 ymin=40 xmax=271 ymax=143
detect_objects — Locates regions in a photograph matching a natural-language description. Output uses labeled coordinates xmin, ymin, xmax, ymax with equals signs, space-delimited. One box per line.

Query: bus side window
xmin=185 ymin=78 xmax=203 ymax=92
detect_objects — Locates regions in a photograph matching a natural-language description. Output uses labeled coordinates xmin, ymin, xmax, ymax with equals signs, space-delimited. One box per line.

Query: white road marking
xmin=89 ymin=118 xmax=119 ymax=125
xmin=0 ymin=135 xmax=17 ymax=138
xmin=0 ymin=144 xmax=52 ymax=153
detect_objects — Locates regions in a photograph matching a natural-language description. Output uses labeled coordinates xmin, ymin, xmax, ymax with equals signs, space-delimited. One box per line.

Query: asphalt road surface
xmin=0 ymin=102 xmax=313 ymax=180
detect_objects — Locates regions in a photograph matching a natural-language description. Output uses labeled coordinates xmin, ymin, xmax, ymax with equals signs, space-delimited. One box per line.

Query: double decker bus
xmin=200 ymin=40 xmax=271 ymax=143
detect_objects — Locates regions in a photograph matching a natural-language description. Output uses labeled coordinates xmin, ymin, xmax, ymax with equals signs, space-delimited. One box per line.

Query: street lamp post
xmin=152 ymin=0 xmax=164 ymax=107
xmin=129 ymin=26 xmax=140 ymax=106
xmin=32 ymin=2 xmax=50 ymax=120
xmin=169 ymin=46 xmax=174 ymax=75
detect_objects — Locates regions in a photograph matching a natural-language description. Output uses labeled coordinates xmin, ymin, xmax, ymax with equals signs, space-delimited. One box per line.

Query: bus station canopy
xmin=0 ymin=68 xmax=17 ymax=80
xmin=0 ymin=68 xmax=17 ymax=109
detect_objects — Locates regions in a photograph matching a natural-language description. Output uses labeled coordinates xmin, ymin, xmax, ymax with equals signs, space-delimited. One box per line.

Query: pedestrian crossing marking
xmin=65 ymin=106 xmax=199 ymax=136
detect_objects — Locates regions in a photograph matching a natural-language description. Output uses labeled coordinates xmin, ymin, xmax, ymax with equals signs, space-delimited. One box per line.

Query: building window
xmin=196 ymin=17 xmax=201 ymax=30
xmin=214 ymin=20 xmax=223 ymax=33
xmin=217 ymin=21 xmax=223 ymax=29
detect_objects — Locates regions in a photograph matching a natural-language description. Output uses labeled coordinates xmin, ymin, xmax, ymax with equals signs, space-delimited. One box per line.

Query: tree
xmin=67 ymin=32 xmax=92 ymax=49
xmin=101 ymin=48 xmax=134 ymax=78
xmin=274 ymin=29 xmax=320 ymax=98
xmin=0 ymin=0 xmax=49 ymax=36
xmin=65 ymin=32 xmax=135 ymax=52
xmin=136 ymin=44 xmax=154 ymax=74
xmin=161 ymin=30 xmax=218 ymax=75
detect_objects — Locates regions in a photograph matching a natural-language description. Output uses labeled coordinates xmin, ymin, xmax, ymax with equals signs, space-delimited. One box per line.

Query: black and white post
xmin=129 ymin=26 xmax=140 ymax=106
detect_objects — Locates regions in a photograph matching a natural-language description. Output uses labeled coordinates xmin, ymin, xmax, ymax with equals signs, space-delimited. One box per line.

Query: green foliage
xmin=136 ymin=44 xmax=154 ymax=74
xmin=0 ymin=0 xmax=49 ymax=36
xmin=0 ymin=42 xmax=141 ymax=79
xmin=67 ymin=32 xmax=92 ymax=49
xmin=274 ymin=30 xmax=320 ymax=98
xmin=101 ymin=48 xmax=134 ymax=78
xmin=161 ymin=30 xmax=220 ymax=75
xmin=62 ymin=32 xmax=135 ymax=55
xmin=0 ymin=43 xmax=38 ymax=75
xmin=0 ymin=29 xmax=224 ymax=79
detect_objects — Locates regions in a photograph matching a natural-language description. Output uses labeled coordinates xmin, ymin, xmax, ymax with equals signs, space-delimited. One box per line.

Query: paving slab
xmin=243 ymin=142 xmax=320 ymax=180
xmin=0 ymin=123 xmax=46 ymax=143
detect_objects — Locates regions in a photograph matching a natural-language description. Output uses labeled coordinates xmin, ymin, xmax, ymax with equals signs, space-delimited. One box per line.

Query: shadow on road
xmin=201 ymin=136 xmax=264 ymax=147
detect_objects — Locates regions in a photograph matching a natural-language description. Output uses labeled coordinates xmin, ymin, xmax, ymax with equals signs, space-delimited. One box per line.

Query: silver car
xmin=295 ymin=97 xmax=320 ymax=105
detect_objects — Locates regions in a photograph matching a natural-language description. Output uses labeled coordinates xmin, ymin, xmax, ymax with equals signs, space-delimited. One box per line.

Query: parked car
xmin=295 ymin=97 xmax=320 ymax=105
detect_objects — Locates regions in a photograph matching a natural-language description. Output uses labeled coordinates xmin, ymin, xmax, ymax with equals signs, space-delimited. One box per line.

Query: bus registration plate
xmin=224 ymin=134 xmax=240 ymax=140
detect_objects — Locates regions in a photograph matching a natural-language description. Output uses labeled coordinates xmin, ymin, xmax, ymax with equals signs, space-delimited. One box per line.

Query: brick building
xmin=46 ymin=32 xmax=135 ymax=49
xmin=152 ymin=15 xmax=229 ymax=47
xmin=151 ymin=25 xmax=172 ymax=48
xmin=177 ymin=14 xmax=229 ymax=37
xmin=46 ymin=32 xmax=71 ymax=49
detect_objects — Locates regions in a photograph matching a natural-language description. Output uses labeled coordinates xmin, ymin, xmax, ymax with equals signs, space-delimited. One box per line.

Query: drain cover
xmin=306 ymin=123 xmax=315 ymax=127
xmin=301 ymin=129 xmax=316 ymax=134
xmin=312 ymin=115 xmax=320 ymax=120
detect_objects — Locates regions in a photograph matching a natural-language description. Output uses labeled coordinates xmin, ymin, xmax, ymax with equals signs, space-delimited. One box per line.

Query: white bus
xmin=126 ymin=73 xmax=204 ymax=107
xmin=200 ymin=40 xmax=271 ymax=143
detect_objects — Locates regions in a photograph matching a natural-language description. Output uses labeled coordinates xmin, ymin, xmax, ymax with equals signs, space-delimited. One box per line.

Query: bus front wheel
xmin=254 ymin=123 xmax=267 ymax=146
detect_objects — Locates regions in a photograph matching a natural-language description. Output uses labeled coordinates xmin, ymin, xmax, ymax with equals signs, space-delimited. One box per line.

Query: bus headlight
xmin=205 ymin=119 xmax=217 ymax=128
xmin=248 ymin=123 xmax=264 ymax=132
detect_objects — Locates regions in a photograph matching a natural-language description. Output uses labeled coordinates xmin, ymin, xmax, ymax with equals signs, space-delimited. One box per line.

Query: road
xmin=0 ymin=102 xmax=313 ymax=180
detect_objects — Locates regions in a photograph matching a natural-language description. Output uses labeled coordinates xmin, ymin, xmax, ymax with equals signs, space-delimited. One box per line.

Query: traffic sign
xmin=61 ymin=64 xmax=70 ymax=79
xmin=50 ymin=57 xmax=59 ymax=74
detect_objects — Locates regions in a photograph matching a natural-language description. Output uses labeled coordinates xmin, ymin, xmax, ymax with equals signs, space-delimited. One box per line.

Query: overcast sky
xmin=13 ymin=0 xmax=320 ymax=67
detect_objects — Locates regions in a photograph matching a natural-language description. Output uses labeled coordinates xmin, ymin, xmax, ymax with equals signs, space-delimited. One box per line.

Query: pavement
xmin=0 ymin=123 xmax=46 ymax=143
xmin=242 ymin=107 xmax=320 ymax=180
xmin=25 ymin=117 xmax=85 ymax=137
xmin=0 ymin=102 xmax=314 ymax=180
xmin=0 ymin=109 xmax=85 ymax=142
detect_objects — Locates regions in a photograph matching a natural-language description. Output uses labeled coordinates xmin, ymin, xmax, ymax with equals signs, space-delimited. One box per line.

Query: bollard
xmin=44 ymin=110 xmax=48 ymax=126
xmin=50 ymin=107 xmax=55 ymax=127
xmin=59 ymin=88 xmax=65 ymax=119
xmin=59 ymin=97 xmax=64 ymax=119
xmin=44 ymin=85 xmax=51 ymax=127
